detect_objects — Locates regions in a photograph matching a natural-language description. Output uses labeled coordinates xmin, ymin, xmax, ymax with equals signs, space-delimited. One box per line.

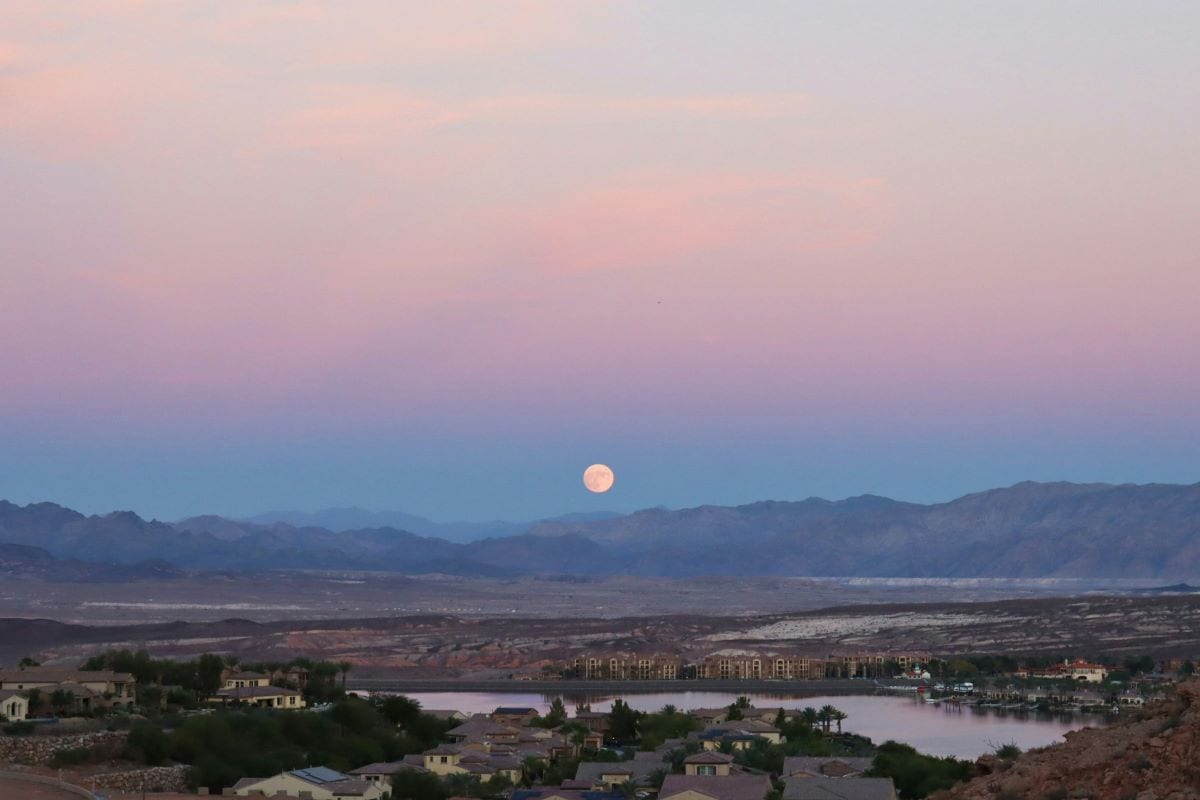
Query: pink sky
xmin=1 ymin=2 xmax=1197 ymax=519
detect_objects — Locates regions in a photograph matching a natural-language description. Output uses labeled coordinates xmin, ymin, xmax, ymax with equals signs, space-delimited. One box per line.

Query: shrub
xmin=994 ymin=742 xmax=1022 ymax=759
xmin=48 ymin=747 xmax=94 ymax=768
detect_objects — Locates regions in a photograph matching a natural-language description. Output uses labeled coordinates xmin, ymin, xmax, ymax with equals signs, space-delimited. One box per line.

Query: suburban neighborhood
xmin=0 ymin=648 xmax=1191 ymax=799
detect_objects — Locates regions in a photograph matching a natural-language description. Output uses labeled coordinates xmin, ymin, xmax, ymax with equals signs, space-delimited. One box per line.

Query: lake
xmin=400 ymin=690 xmax=1107 ymax=760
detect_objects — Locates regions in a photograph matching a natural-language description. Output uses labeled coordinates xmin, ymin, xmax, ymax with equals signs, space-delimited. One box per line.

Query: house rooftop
xmin=782 ymin=757 xmax=873 ymax=778
xmin=686 ymin=752 xmax=736 ymax=765
xmin=216 ymin=685 xmax=301 ymax=699
xmin=350 ymin=758 xmax=422 ymax=776
xmin=0 ymin=669 xmax=134 ymax=683
xmin=574 ymin=761 xmax=662 ymax=786
xmin=660 ymin=774 xmax=772 ymax=800
xmin=782 ymin=776 xmax=896 ymax=800
xmin=512 ymin=788 xmax=625 ymax=800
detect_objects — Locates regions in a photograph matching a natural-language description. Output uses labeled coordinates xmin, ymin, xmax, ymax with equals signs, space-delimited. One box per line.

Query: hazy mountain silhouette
xmin=227 ymin=508 xmax=622 ymax=542
xmin=3 ymin=481 xmax=1200 ymax=578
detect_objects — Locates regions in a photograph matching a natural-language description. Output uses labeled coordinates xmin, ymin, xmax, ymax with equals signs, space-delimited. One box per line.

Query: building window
xmin=698 ymin=766 xmax=716 ymax=776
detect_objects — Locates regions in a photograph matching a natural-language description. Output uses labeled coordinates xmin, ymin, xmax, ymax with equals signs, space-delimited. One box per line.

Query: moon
xmin=582 ymin=463 xmax=615 ymax=494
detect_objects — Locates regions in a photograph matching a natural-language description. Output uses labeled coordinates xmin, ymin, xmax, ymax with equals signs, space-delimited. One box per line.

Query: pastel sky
xmin=2 ymin=1 xmax=1198 ymax=522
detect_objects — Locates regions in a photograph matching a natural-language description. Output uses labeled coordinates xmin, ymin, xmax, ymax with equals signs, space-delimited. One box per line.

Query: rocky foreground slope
xmin=935 ymin=680 xmax=1200 ymax=800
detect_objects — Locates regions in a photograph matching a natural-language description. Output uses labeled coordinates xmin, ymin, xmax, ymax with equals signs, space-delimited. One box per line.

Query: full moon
xmin=582 ymin=463 xmax=615 ymax=493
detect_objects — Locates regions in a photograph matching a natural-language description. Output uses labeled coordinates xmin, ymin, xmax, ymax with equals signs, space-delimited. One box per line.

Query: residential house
xmin=693 ymin=719 xmax=783 ymax=750
xmin=575 ymin=756 xmax=666 ymax=790
xmin=222 ymin=670 xmax=271 ymax=689
xmin=492 ymin=706 xmax=541 ymax=726
xmin=684 ymin=752 xmax=735 ymax=776
xmin=230 ymin=766 xmax=387 ymax=799
xmin=1023 ymin=659 xmax=1109 ymax=683
xmin=571 ymin=710 xmax=610 ymax=731
xmin=659 ymin=774 xmax=772 ymax=800
xmin=782 ymin=776 xmax=896 ymax=800
xmin=0 ymin=669 xmax=136 ymax=710
xmin=211 ymin=684 xmax=306 ymax=709
xmin=0 ymin=690 xmax=29 ymax=721
xmin=350 ymin=756 xmax=427 ymax=786
xmin=511 ymin=787 xmax=624 ymax=800
xmin=275 ymin=666 xmax=310 ymax=689
xmin=423 ymin=709 xmax=469 ymax=722
xmin=689 ymin=708 xmax=730 ymax=726
xmin=446 ymin=715 xmax=522 ymax=744
xmin=421 ymin=744 xmax=522 ymax=782
xmin=782 ymin=757 xmax=873 ymax=778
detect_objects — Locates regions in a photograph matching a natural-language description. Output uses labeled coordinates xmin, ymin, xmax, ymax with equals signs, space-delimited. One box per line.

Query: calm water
xmin=401 ymin=690 xmax=1107 ymax=760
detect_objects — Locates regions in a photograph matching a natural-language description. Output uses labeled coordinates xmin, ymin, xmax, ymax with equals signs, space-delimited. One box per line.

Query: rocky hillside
xmin=935 ymin=680 xmax=1200 ymax=800
xmin=3 ymin=481 xmax=1200 ymax=577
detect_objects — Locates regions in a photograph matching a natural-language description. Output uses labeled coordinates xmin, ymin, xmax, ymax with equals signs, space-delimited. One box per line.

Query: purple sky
xmin=1 ymin=2 xmax=1197 ymax=521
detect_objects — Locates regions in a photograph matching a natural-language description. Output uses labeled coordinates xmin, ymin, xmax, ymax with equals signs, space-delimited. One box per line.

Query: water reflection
xmin=400 ymin=689 xmax=1109 ymax=759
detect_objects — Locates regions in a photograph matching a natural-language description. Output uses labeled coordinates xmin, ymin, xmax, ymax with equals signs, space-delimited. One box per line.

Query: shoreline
xmin=348 ymin=677 xmax=909 ymax=694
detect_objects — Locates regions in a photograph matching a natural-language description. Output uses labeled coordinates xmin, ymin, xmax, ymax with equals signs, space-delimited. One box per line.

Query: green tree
xmin=17 ymin=657 xmax=40 ymax=669
xmin=607 ymin=699 xmax=642 ymax=743
xmin=800 ymin=707 xmax=818 ymax=730
xmin=127 ymin=721 xmax=171 ymax=765
xmin=338 ymin=661 xmax=353 ymax=690
xmin=50 ymin=689 xmax=76 ymax=714
xmin=538 ymin=697 xmax=567 ymax=727
xmin=25 ymin=688 xmax=43 ymax=715
xmin=392 ymin=769 xmax=450 ymax=800
xmin=196 ymin=654 xmax=225 ymax=695
xmin=869 ymin=741 xmax=973 ymax=798
xmin=381 ymin=696 xmax=423 ymax=727
xmin=481 ymin=774 xmax=512 ymax=798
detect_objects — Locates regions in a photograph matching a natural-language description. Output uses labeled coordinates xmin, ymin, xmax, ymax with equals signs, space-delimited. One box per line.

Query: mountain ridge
xmin=2 ymin=480 xmax=1199 ymax=578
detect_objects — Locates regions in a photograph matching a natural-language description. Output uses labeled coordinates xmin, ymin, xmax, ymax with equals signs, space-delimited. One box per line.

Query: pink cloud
xmin=507 ymin=169 xmax=890 ymax=275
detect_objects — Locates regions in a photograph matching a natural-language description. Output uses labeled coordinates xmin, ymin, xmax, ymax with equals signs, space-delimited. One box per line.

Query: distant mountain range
xmin=230 ymin=508 xmax=621 ymax=543
xmin=2 ymin=481 xmax=1200 ymax=578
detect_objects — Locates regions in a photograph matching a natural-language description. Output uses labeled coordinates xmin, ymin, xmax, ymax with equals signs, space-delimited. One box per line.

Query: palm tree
xmin=830 ymin=708 xmax=848 ymax=733
xmin=618 ymin=779 xmax=639 ymax=799
xmin=800 ymin=707 xmax=818 ymax=730
xmin=818 ymin=705 xmax=839 ymax=732
xmin=338 ymin=661 xmax=352 ymax=689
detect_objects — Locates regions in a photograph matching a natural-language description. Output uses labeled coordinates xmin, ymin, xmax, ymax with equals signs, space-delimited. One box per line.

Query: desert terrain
xmin=5 ymin=568 xmax=1196 ymax=675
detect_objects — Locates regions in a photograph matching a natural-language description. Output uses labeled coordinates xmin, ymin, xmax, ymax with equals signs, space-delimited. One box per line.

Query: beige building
xmin=659 ymin=774 xmax=772 ymax=800
xmin=222 ymin=670 xmax=272 ymax=689
xmin=684 ymin=753 xmax=735 ymax=776
xmin=571 ymin=655 xmax=682 ymax=680
xmin=0 ymin=690 xmax=29 ymax=721
xmin=420 ymin=744 xmax=522 ymax=782
xmin=231 ymin=767 xmax=386 ymax=799
xmin=211 ymin=684 xmax=306 ymax=709
xmin=0 ymin=669 xmax=136 ymax=710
